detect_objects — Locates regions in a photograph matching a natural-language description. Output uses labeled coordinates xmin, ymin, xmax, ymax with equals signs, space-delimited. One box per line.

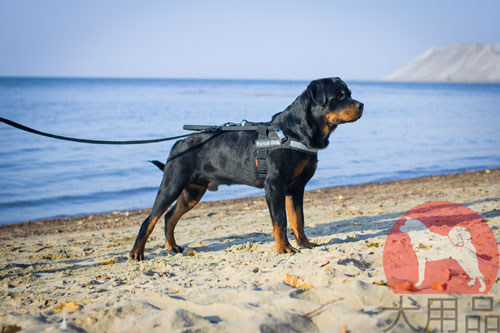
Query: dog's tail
xmin=149 ymin=160 xmax=165 ymax=171
xmin=448 ymin=226 xmax=472 ymax=247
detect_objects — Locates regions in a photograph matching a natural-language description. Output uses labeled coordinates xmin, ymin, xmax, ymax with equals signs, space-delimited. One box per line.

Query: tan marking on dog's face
xmin=321 ymin=120 xmax=333 ymax=139
xmin=326 ymin=104 xmax=360 ymax=124
xmin=320 ymin=103 xmax=361 ymax=137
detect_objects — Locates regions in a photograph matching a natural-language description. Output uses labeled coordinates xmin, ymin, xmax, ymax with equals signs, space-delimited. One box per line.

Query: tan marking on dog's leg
xmin=164 ymin=203 xmax=184 ymax=252
xmin=272 ymin=219 xmax=298 ymax=254
xmin=286 ymin=196 xmax=301 ymax=238
xmin=286 ymin=196 xmax=317 ymax=249
xmin=165 ymin=183 xmax=206 ymax=252
xmin=130 ymin=214 xmax=163 ymax=260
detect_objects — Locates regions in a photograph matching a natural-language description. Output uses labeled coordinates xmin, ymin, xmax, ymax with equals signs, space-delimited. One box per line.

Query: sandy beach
xmin=1 ymin=169 xmax=499 ymax=332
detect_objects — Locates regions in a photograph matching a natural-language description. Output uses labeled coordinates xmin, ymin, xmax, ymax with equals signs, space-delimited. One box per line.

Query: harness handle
xmin=183 ymin=125 xmax=217 ymax=131
xmin=183 ymin=123 xmax=259 ymax=132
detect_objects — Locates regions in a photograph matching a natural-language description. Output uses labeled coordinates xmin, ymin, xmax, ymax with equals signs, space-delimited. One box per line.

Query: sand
xmin=0 ymin=169 xmax=499 ymax=332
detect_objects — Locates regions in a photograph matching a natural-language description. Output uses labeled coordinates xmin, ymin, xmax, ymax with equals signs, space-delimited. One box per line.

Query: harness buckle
xmin=216 ymin=122 xmax=238 ymax=130
xmin=268 ymin=125 xmax=287 ymax=142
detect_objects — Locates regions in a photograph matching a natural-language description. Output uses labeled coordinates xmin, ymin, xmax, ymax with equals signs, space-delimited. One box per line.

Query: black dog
xmin=130 ymin=77 xmax=363 ymax=260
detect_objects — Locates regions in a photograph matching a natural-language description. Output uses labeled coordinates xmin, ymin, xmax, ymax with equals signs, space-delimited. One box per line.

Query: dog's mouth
xmin=350 ymin=110 xmax=363 ymax=122
xmin=327 ymin=101 xmax=363 ymax=125
xmin=350 ymin=102 xmax=364 ymax=122
xmin=332 ymin=110 xmax=363 ymax=124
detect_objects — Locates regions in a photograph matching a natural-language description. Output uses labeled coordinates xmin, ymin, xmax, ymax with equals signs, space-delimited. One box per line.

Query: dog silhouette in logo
xmin=399 ymin=217 xmax=485 ymax=292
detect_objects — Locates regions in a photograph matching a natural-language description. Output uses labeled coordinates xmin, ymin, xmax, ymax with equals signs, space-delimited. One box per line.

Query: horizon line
xmin=0 ymin=74 xmax=383 ymax=83
xmin=1 ymin=75 xmax=498 ymax=85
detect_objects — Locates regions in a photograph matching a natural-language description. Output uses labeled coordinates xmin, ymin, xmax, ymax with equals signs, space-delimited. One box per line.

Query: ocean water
xmin=0 ymin=78 xmax=499 ymax=224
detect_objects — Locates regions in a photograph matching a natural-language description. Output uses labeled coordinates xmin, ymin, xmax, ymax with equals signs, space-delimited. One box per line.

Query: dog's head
xmin=306 ymin=77 xmax=363 ymax=137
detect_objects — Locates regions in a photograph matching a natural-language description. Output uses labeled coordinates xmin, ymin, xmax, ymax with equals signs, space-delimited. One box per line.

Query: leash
xmin=0 ymin=117 xmax=233 ymax=145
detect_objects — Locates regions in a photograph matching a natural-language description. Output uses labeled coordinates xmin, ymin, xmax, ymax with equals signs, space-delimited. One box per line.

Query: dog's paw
xmin=129 ymin=249 xmax=145 ymax=261
xmin=275 ymin=243 xmax=299 ymax=254
xmin=297 ymin=238 xmax=319 ymax=249
xmin=167 ymin=243 xmax=184 ymax=254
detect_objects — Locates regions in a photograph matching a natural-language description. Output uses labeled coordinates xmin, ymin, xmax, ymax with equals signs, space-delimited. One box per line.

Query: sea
xmin=1 ymin=78 xmax=499 ymax=224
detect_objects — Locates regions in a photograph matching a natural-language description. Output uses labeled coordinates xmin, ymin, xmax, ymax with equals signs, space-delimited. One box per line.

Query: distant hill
xmin=385 ymin=43 xmax=500 ymax=83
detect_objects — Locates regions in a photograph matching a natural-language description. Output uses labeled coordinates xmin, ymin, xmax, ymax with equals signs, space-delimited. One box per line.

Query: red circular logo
xmin=383 ymin=201 xmax=499 ymax=294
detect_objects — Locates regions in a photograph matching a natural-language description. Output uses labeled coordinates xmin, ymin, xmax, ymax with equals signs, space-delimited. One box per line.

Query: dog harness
xmin=183 ymin=121 xmax=318 ymax=179
xmin=253 ymin=123 xmax=317 ymax=178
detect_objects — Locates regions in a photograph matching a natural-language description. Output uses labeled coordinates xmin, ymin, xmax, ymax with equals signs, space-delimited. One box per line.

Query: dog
xmin=130 ymin=77 xmax=363 ymax=260
xmin=400 ymin=217 xmax=485 ymax=292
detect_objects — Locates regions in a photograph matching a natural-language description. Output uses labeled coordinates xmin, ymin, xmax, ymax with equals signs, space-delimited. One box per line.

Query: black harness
xmin=183 ymin=121 xmax=318 ymax=178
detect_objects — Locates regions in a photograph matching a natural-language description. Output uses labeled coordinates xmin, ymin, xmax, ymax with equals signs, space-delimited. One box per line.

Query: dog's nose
xmin=357 ymin=102 xmax=364 ymax=111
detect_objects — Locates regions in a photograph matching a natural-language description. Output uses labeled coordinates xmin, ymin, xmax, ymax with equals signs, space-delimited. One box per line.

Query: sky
xmin=0 ymin=0 xmax=499 ymax=81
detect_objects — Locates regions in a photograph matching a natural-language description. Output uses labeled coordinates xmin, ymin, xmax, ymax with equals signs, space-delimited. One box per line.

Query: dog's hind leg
xmin=130 ymin=214 xmax=159 ymax=260
xmin=164 ymin=183 xmax=207 ymax=253
xmin=130 ymin=174 xmax=186 ymax=260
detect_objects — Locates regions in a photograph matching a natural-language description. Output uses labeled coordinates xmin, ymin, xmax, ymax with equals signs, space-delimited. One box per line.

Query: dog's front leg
xmin=286 ymin=187 xmax=318 ymax=249
xmin=265 ymin=177 xmax=298 ymax=254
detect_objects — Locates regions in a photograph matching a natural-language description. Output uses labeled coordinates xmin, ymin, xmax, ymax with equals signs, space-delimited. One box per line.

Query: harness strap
xmin=254 ymin=124 xmax=318 ymax=179
xmin=256 ymin=138 xmax=318 ymax=154
xmin=255 ymin=125 xmax=270 ymax=177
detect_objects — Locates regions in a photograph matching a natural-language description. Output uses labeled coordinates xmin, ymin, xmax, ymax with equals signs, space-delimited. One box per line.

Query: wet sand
xmin=1 ymin=169 xmax=499 ymax=332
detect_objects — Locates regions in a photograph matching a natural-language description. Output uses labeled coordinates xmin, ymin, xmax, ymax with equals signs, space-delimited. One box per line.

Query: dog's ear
xmin=307 ymin=79 xmax=327 ymax=106
xmin=324 ymin=77 xmax=342 ymax=101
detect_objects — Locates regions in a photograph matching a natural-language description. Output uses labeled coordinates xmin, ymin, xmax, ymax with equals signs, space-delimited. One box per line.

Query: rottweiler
xmin=130 ymin=77 xmax=363 ymax=260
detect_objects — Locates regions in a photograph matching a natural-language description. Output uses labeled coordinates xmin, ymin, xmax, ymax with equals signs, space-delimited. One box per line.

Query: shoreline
xmin=1 ymin=168 xmax=498 ymax=236
xmin=1 ymin=168 xmax=499 ymax=332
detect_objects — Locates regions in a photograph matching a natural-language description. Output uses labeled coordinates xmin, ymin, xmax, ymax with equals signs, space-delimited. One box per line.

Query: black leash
xmin=0 ymin=117 xmax=222 ymax=145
